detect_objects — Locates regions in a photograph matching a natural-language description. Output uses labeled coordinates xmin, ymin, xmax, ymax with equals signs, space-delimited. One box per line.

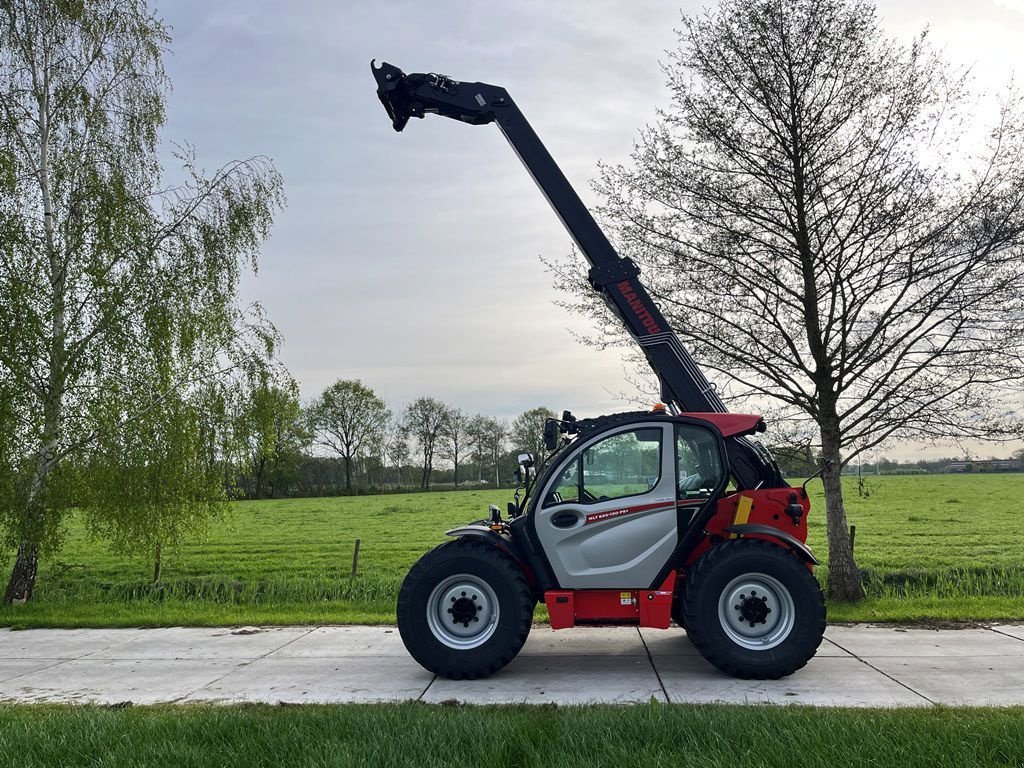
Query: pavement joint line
xmin=418 ymin=675 xmax=437 ymax=702
xmin=0 ymin=658 xmax=76 ymax=686
xmin=636 ymin=627 xmax=671 ymax=703
xmin=169 ymin=625 xmax=322 ymax=704
xmin=988 ymin=626 xmax=1024 ymax=643
xmin=821 ymin=636 xmax=848 ymax=654
xmin=825 ymin=635 xmax=936 ymax=706
xmin=86 ymin=626 xmax=175 ymax=660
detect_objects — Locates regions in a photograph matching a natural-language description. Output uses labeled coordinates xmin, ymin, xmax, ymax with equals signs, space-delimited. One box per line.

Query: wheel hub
xmin=449 ymin=595 xmax=481 ymax=627
xmin=737 ymin=592 xmax=770 ymax=624
xmin=427 ymin=574 xmax=500 ymax=649
xmin=717 ymin=572 xmax=796 ymax=650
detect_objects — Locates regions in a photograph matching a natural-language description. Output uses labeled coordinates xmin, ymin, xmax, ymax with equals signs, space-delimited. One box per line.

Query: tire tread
xmin=397 ymin=538 xmax=534 ymax=680
xmin=682 ymin=538 xmax=826 ymax=679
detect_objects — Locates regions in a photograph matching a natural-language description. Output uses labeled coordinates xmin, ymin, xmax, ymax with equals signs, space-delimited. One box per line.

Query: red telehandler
xmin=371 ymin=61 xmax=826 ymax=680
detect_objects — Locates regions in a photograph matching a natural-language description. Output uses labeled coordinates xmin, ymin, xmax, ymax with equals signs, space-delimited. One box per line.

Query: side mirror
xmin=543 ymin=419 xmax=559 ymax=451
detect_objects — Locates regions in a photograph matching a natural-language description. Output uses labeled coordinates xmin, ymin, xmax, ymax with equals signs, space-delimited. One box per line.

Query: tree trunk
xmin=820 ymin=428 xmax=865 ymax=602
xmin=344 ymin=455 xmax=352 ymax=491
xmin=4 ymin=43 xmax=65 ymax=607
xmin=152 ymin=542 xmax=163 ymax=583
xmin=4 ymin=539 xmax=39 ymax=604
xmin=253 ymin=456 xmax=266 ymax=499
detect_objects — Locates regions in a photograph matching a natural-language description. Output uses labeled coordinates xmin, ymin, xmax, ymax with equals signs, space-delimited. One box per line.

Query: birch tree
xmin=0 ymin=0 xmax=284 ymax=602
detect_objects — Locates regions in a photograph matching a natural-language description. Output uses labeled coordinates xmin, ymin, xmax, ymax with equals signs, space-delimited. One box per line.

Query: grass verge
xmin=2 ymin=475 xmax=1024 ymax=627
xmin=1 ymin=702 xmax=1023 ymax=768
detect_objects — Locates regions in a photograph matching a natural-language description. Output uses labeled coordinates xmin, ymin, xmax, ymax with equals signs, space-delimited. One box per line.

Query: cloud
xmin=994 ymin=0 xmax=1024 ymax=14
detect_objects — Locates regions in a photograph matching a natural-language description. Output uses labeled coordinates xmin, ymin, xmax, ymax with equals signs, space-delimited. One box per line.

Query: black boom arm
xmin=372 ymin=60 xmax=726 ymax=414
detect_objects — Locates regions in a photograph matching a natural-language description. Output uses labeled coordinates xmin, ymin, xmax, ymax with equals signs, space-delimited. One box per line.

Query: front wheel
xmin=397 ymin=538 xmax=534 ymax=679
xmin=682 ymin=539 xmax=825 ymax=679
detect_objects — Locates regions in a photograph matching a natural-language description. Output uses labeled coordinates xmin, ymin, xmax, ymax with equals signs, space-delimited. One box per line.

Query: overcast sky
xmin=152 ymin=0 xmax=1024 ymax=461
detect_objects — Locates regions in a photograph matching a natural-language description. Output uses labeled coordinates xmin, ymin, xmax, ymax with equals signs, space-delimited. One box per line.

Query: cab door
xmin=534 ymin=423 xmax=677 ymax=589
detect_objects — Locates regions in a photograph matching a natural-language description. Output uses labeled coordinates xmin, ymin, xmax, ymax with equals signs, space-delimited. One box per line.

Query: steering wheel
xmin=678 ymin=472 xmax=704 ymax=495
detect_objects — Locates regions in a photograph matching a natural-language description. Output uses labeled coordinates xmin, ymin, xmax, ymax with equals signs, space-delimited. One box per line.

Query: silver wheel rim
xmin=717 ymin=572 xmax=795 ymax=650
xmin=426 ymin=573 xmax=500 ymax=650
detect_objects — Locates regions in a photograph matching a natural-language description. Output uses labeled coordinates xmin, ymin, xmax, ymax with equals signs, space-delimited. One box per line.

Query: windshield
xmin=518 ymin=436 xmax=577 ymax=510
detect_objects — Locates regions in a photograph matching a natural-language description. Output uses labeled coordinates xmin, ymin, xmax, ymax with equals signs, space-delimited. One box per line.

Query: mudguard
xmin=724 ymin=524 xmax=819 ymax=565
xmin=445 ymin=525 xmax=530 ymax=569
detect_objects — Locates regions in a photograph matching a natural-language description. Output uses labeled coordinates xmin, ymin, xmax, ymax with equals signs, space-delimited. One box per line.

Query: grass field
xmin=1 ymin=702 xmax=1023 ymax=768
xmin=1 ymin=474 xmax=1023 ymax=628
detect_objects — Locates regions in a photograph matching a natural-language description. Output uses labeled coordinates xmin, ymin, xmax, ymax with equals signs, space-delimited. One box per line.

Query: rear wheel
xmin=682 ymin=538 xmax=825 ymax=679
xmin=397 ymin=538 xmax=534 ymax=679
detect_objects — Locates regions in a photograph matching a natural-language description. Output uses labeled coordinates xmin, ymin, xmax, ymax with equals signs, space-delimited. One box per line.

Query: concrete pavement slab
xmin=655 ymin=655 xmax=930 ymax=707
xmin=0 ymin=659 xmax=69 ymax=684
xmin=0 ymin=659 xmax=242 ymax=705
xmin=0 ymin=624 xmax=1022 ymax=707
xmin=638 ymin=627 xmax=700 ymax=656
xmin=520 ymin=626 xmax=646 ymax=656
xmin=826 ymin=626 xmax=1022 ymax=657
xmin=992 ymin=625 xmax=1024 ymax=642
xmin=424 ymin=655 xmax=665 ymax=705
xmin=867 ymin=656 xmax=1024 ymax=706
xmin=0 ymin=628 xmax=170 ymax=659
xmin=267 ymin=626 xmax=406 ymax=658
xmin=185 ymin=656 xmax=433 ymax=704
xmin=639 ymin=628 xmax=853 ymax=657
xmin=82 ymin=626 xmax=313 ymax=660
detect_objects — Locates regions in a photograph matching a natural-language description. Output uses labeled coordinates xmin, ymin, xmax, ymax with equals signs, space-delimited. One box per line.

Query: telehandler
xmin=371 ymin=61 xmax=826 ymax=680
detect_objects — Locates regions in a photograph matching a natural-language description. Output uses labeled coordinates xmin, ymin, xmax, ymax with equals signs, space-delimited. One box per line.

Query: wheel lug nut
xmin=734 ymin=605 xmax=740 ymax=610
xmin=461 ymin=591 xmax=467 ymax=597
xmin=451 ymin=597 xmax=456 ymax=602
xmin=762 ymin=596 xmax=767 ymax=602
xmin=473 ymin=617 xmax=479 ymax=622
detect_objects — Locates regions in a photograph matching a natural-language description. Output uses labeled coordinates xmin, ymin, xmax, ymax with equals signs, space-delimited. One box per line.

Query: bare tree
xmin=510 ymin=407 xmax=557 ymax=460
xmin=307 ymin=380 xmax=390 ymax=492
xmin=469 ymin=414 xmax=507 ymax=485
xmin=555 ymin=0 xmax=1024 ymax=600
xmin=382 ymin=416 xmax=411 ymax=488
xmin=440 ymin=408 xmax=471 ymax=487
xmin=402 ymin=397 xmax=450 ymax=489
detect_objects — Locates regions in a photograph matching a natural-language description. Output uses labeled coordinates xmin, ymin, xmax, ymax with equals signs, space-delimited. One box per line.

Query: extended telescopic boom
xmin=371 ymin=60 xmax=727 ymax=415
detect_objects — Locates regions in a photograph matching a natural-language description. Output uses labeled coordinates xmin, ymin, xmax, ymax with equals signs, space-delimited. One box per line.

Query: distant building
xmin=944 ymin=460 xmax=1023 ymax=473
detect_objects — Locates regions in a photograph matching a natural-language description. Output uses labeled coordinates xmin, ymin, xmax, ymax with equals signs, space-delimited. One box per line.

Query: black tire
xmin=682 ymin=539 xmax=825 ymax=679
xmin=397 ymin=538 xmax=534 ymax=679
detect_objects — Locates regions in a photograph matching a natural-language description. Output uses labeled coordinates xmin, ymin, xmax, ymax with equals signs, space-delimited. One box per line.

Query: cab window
xmin=544 ymin=427 xmax=663 ymax=506
xmin=676 ymin=424 xmax=724 ymax=499
xmin=550 ymin=458 xmax=580 ymax=504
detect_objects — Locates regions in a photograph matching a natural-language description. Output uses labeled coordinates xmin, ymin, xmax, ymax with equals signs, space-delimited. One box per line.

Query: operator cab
xmin=518 ymin=409 xmax=729 ymax=589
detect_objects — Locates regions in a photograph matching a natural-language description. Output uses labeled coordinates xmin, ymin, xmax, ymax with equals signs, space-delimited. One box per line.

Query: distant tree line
xmin=229 ymin=378 xmax=557 ymax=499
xmin=770 ymin=445 xmax=1024 ymax=478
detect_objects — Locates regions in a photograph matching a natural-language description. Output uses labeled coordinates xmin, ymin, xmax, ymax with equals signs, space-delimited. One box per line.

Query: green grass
xmin=0 ymin=702 xmax=1022 ymax=768
xmin=2 ymin=475 xmax=1023 ymax=627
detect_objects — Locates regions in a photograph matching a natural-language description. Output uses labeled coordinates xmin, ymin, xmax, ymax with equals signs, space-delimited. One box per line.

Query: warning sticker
xmin=620 ymin=591 xmax=633 ymax=606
